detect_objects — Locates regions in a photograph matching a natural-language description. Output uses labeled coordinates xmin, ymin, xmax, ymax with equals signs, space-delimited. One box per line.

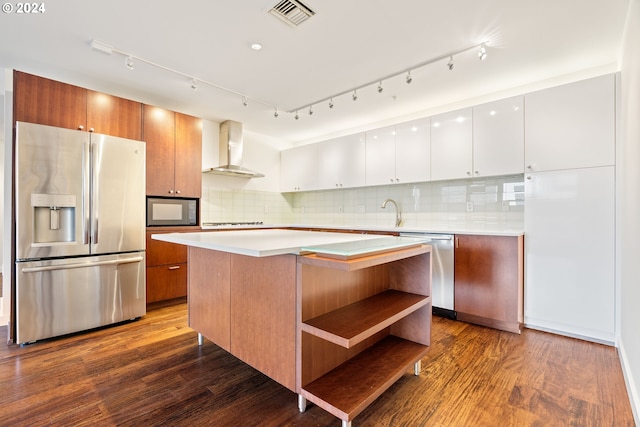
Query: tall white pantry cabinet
xmin=524 ymin=74 xmax=616 ymax=343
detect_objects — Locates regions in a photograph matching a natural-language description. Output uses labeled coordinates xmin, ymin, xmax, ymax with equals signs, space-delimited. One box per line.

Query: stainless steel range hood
xmin=203 ymin=120 xmax=265 ymax=178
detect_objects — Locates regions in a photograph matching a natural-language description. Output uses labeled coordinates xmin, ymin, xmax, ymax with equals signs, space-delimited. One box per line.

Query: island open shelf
xmin=301 ymin=335 xmax=429 ymax=422
xmin=301 ymin=290 xmax=430 ymax=348
xmin=297 ymin=243 xmax=432 ymax=426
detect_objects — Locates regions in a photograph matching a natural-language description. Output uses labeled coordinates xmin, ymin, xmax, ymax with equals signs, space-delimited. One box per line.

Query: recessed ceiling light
xmin=251 ymin=43 xmax=263 ymax=51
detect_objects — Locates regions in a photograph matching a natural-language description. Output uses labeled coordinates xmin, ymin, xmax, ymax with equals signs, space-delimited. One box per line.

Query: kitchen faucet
xmin=381 ymin=198 xmax=402 ymax=227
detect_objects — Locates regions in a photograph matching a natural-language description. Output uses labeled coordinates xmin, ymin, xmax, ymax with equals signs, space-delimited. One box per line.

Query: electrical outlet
xmin=466 ymin=201 xmax=474 ymax=212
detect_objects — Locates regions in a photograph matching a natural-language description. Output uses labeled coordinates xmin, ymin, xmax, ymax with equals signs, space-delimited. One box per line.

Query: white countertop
xmin=152 ymin=229 xmax=388 ymax=257
xmin=199 ymin=223 xmax=524 ymax=237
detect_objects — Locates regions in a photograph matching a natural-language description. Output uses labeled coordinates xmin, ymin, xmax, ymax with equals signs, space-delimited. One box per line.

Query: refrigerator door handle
xmin=20 ymin=256 xmax=144 ymax=273
xmin=90 ymin=139 xmax=99 ymax=245
xmin=83 ymin=139 xmax=91 ymax=245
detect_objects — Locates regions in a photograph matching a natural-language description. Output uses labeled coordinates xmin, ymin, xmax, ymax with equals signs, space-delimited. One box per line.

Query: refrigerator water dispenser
xmin=32 ymin=193 xmax=76 ymax=244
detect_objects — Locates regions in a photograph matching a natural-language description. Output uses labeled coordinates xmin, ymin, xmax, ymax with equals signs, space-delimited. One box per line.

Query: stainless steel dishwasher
xmin=399 ymin=232 xmax=456 ymax=319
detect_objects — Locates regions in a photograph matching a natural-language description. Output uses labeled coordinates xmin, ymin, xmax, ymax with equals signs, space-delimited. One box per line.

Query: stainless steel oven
xmin=146 ymin=197 xmax=198 ymax=227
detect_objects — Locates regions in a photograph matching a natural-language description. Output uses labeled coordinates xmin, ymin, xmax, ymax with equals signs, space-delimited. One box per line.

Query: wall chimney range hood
xmin=203 ymin=120 xmax=265 ymax=178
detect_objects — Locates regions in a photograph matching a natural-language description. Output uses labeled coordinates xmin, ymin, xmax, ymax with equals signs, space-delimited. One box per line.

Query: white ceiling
xmin=0 ymin=0 xmax=630 ymax=146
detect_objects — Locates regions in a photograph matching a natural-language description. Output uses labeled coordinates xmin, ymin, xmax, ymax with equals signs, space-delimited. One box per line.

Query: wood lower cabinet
xmin=14 ymin=71 xmax=142 ymax=139
xmin=454 ymin=234 xmax=524 ymax=333
xmin=146 ymin=230 xmax=189 ymax=304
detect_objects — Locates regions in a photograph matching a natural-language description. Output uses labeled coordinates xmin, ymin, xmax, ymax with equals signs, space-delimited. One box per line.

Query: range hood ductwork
xmin=203 ymin=120 xmax=265 ymax=178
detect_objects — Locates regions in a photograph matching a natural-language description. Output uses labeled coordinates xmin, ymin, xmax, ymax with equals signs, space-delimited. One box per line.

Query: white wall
xmin=1 ymin=69 xmax=13 ymax=329
xmin=619 ymin=0 xmax=640 ymax=423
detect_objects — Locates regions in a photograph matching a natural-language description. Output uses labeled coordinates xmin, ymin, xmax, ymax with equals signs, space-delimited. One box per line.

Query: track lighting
xmin=274 ymin=107 xmax=279 ymax=118
xmin=377 ymin=81 xmax=384 ymax=93
xmin=478 ymin=44 xmax=487 ymax=61
xmin=125 ymin=56 xmax=134 ymax=70
xmin=352 ymin=90 xmax=358 ymax=101
xmin=190 ymin=78 xmax=197 ymax=90
xmin=329 ymin=98 xmax=334 ymax=109
xmin=406 ymin=71 xmax=412 ymax=84
xmin=295 ymin=111 xmax=299 ymax=120
xmin=447 ymin=56 xmax=454 ymax=70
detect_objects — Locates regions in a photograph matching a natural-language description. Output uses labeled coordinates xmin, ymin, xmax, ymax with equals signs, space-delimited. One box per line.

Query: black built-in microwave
xmin=146 ymin=197 xmax=198 ymax=226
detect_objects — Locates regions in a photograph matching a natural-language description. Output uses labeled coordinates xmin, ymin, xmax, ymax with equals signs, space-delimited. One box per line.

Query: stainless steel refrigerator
xmin=14 ymin=121 xmax=146 ymax=344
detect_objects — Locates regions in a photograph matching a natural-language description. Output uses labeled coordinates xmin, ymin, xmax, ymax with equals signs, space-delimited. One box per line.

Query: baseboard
xmin=524 ymin=318 xmax=615 ymax=346
xmin=618 ymin=338 xmax=640 ymax=425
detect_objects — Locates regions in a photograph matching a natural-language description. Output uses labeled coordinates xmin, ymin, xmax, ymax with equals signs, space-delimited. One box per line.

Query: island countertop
xmin=151 ymin=228 xmax=407 ymax=257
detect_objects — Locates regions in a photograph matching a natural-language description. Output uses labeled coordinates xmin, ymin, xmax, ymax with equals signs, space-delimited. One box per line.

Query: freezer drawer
xmin=16 ymin=253 xmax=146 ymax=344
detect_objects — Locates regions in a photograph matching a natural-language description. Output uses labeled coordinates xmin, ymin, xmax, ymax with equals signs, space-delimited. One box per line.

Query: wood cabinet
xmin=146 ymin=231 xmax=188 ymax=304
xmin=143 ymin=105 xmax=202 ymax=198
xmin=524 ymin=74 xmax=615 ymax=172
xmin=365 ymin=118 xmax=430 ymax=186
xmin=298 ymin=245 xmax=431 ymax=425
xmin=472 ymin=96 xmax=524 ymax=177
xmin=430 ymin=108 xmax=473 ymax=181
xmin=14 ymin=71 xmax=142 ymax=139
xmin=317 ymin=133 xmax=366 ymax=190
xmin=454 ymin=234 xmax=524 ymax=333
xmin=281 ymin=143 xmax=318 ymax=192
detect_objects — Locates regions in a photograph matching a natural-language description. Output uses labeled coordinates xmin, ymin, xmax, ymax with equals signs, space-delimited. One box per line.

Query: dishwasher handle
xmin=400 ymin=233 xmax=454 ymax=241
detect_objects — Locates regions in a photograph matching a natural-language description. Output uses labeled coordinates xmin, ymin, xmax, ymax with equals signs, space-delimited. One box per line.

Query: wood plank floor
xmin=0 ymin=302 xmax=634 ymax=426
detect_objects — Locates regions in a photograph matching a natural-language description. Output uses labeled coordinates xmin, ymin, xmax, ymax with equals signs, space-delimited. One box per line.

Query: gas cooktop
xmin=202 ymin=221 xmax=264 ymax=226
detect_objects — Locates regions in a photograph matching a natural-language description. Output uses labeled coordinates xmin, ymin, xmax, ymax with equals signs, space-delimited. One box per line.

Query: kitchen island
xmin=153 ymin=229 xmax=432 ymax=426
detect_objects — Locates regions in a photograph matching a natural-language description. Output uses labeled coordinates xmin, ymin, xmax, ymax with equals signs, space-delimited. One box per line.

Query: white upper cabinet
xmin=365 ymin=125 xmax=396 ymax=186
xmin=280 ymin=143 xmax=318 ymax=192
xmin=430 ymin=108 xmax=473 ymax=181
xmin=473 ymin=96 xmax=524 ymax=177
xmin=524 ymin=74 xmax=615 ymax=172
xmin=317 ymin=133 xmax=366 ymax=190
xmin=394 ymin=118 xmax=431 ymax=183
xmin=365 ymin=119 xmax=430 ymax=186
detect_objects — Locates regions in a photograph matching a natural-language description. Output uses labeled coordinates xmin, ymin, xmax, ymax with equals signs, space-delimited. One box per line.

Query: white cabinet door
xmin=365 ymin=125 xmax=396 ymax=186
xmin=317 ymin=133 xmax=365 ymax=189
xmin=280 ymin=144 xmax=318 ymax=192
xmin=473 ymin=96 xmax=524 ymax=177
xmin=524 ymin=74 xmax=615 ymax=172
xmin=524 ymin=166 xmax=615 ymax=342
xmin=430 ymin=108 xmax=473 ymax=181
xmin=395 ymin=118 xmax=430 ymax=183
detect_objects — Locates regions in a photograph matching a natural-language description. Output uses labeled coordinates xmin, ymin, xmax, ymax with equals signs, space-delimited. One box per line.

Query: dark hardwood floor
xmin=0 ymin=302 xmax=634 ymax=426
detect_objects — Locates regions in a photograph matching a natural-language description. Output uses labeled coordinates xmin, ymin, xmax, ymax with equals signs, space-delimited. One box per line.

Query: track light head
xmin=406 ymin=71 xmax=412 ymax=84
xmin=478 ymin=44 xmax=487 ymax=61
xmin=190 ymin=78 xmax=197 ymax=90
xmin=329 ymin=98 xmax=334 ymax=109
xmin=295 ymin=111 xmax=299 ymax=120
xmin=447 ymin=56 xmax=454 ymax=70
xmin=352 ymin=90 xmax=358 ymax=101
xmin=242 ymin=96 xmax=248 ymax=106
xmin=274 ymin=108 xmax=279 ymax=118
xmin=308 ymin=106 xmax=313 ymax=115
xmin=377 ymin=81 xmax=383 ymax=93
xmin=125 ymin=56 xmax=134 ymax=70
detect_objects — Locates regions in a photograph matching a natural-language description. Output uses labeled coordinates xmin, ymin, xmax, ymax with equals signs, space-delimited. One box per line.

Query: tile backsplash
xmin=201 ymin=175 xmax=524 ymax=230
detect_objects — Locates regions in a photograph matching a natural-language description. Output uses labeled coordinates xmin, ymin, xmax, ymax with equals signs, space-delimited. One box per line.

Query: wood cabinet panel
xmin=454 ymin=234 xmax=523 ymax=333
xmin=230 ymin=254 xmax=297 ymax=391
xmin=143 ymin=105 xmax=176 ymax=196
xmin=174 ymin=112 xmax=202 ymax=198
xmin=14 ymin=70 xmax=86 ymax=130
xmin=188 ymin=248 xmax=231 ymax=352
xmin=87 ymin=90 xmax=142 ymax=140
xmin=146 ymin=232 xmax=187 ymax=266
xmin=146 ymin=263 xmax=187 ymax=303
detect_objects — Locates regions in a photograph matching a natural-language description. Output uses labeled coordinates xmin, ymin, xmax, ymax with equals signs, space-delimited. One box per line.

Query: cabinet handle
xmin=89 ymin=127 xmax=94 ymax=133
xmin=526 ymin=176 xmax=532 ymax=180
xmin=455 ymin=237 xmax=459 ymax=248
xmin=168 ymin=265 xmax=181 ymax=270
xmin=176 ymin=190 xmax=181 ymax=194
xmin=466 ymin=171 xmax=471 ymax=176
xmin=395 ymin=178 xmax=400 ymax=183
xmin=78 ymin=125 xmax=84 ymax=130
xmin=527 ymin=165 xmax=533 ymax=170
xmin=474 ymin=171 xmax=479 ymax=175
xmin=390 ymin=178 xmax=394 ymax=183
xmin=168 ymin=190 xmax=174 ymax=194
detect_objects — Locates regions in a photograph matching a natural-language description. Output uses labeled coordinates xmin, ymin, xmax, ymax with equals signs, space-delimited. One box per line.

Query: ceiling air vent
xmin=269 ymin=0 xmax=315 ymax=27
